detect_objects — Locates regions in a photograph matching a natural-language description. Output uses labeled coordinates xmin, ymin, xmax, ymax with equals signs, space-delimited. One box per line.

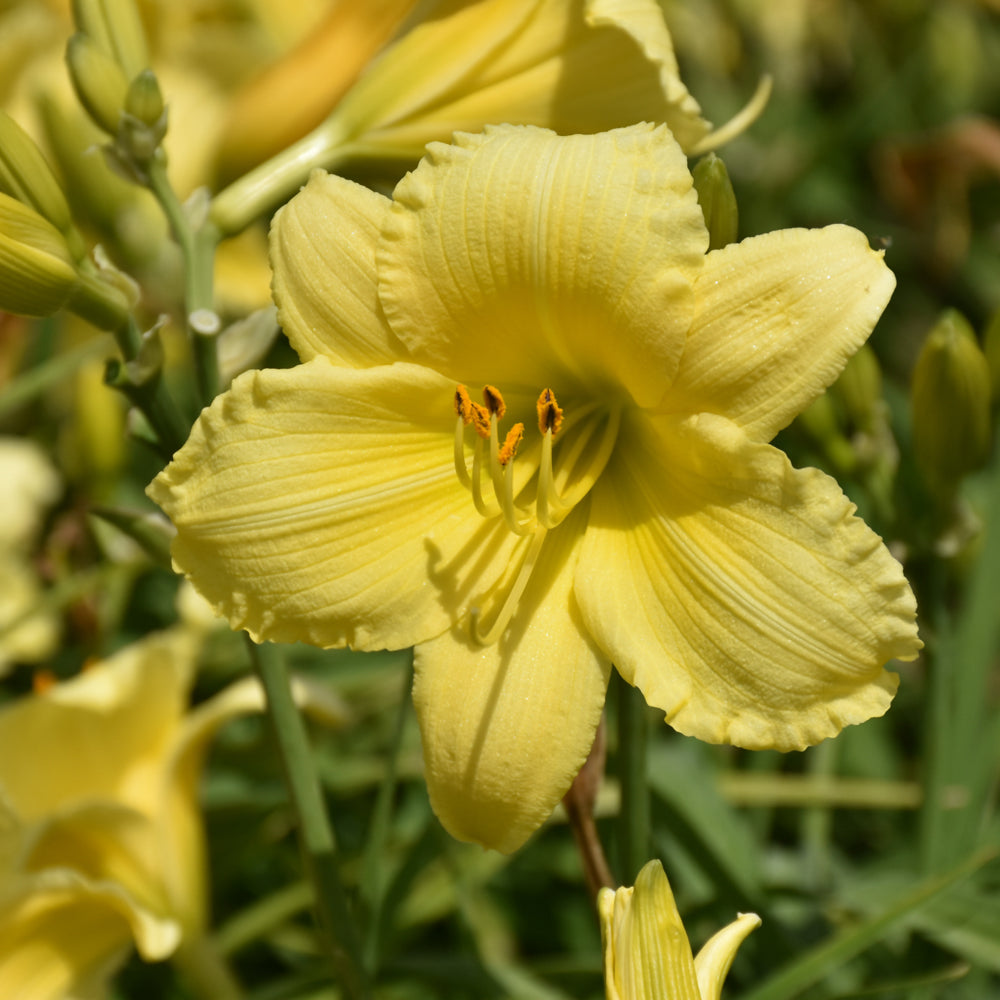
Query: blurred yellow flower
xmin=0 ymin=628 xmax=341 ymax=999
xmin=599 ymin=860 xmax=759 ymax=1000
xmin=151 ymin=124 xmax=921 ymax=853
xmin=0 ymin=438 xmax=60 ymax=676
xmin=210 ymin=0 xmax=714 ymax=231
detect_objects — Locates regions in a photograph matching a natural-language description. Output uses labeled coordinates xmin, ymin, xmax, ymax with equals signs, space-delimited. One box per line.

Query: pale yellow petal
xmin=380 ymin=124 xmax=706 ymax=407
xmin=0 ymin=630 xmax=195 ymax=822
xmin=413 ymin=505 xmax=610 ymax=853
xmin=149 ymin=359 xmax=524 ymax=650
xmin=584 ymin=0 xmax=709 ymax=150
xmin=575 ymin=411 xmax=920 ymax=751
xmin=270 ymin=170 xmax=405 ymax=365
xmin=22 ymin=804 xmax=169 ymax=918
xmin=693 ymin=912 xmax=761 ymax=1000
xmin=665 ymin=226 xmax=896 ymax=442
xmin=0 ymin=869 xmax=180 ymax=1000
xmin=328 ymin=0 xmax=710 ymax=156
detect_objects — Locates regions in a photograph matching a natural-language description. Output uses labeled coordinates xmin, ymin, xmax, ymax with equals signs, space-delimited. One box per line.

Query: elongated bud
xmin=0 ymin=113 xmax=73 ymax=235
xmin=67 ymin=32 xmax=129 ymax=136
xmin=692 ymin=153 xmax=738 ymax=250
xmin=0 ymin=193 xmax=79 ymax=317
xmin=0 ymin=193 xmax=131 ymax=328
xmin=911 ymin=309 xmax=992 ymax=493
xmin=71 ymin=0 xmax=149 ymax=80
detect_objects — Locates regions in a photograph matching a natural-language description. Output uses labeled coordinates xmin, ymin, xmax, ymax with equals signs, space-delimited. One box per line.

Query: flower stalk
xmin=617 ymin=672 xmax=650 ymax=885
xmin=145 ymin=157 xmax=221 ymax=405
xmin=245 ymin=638 xmax=370 ymax=1000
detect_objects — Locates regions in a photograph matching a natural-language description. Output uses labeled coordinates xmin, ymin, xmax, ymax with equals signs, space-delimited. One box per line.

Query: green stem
xmin=361 ymin=655 xmax=413 ymax=973
xmin=146 ymin=156 xmax=220 ymax=406
xmin=616 ymin=671 xmax=649 ymax=884
xmin=104 ymin=317 xmax=190 ymax=458
xmin=245 ymin=638 xmax=370 ymax=1000
xmin=0 ymin=335 xmax=110 ymax=420
xmin=801 ymin=739 xmax=835 ymax=891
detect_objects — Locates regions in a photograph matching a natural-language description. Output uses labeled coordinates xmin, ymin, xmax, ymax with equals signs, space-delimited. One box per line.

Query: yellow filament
xmin=470 ymin=436 xmax=500 ymax=518
xmin=453 ymin=415 xmax=472 ymax=489
xmin=538 ymin=407 xmax=621 ymax=529
xmin=488 ymin=414 xmax=507 ymax=505
xmin=471 ymin=525 xmax=548 ymax=645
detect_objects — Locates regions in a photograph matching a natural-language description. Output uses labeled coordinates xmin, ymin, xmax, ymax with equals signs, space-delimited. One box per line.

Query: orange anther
xmin=482 ymin=385 xmax=506 ymax=418
xmin=536 ymin=388 xmax=564 ymax=435
xmin=454 ymin=384 xmax=474 ymax=423
xmin=470 ymin=402 xmax=491 ymax=439
xmin=497 ymin=423 xmax=525 ymax=466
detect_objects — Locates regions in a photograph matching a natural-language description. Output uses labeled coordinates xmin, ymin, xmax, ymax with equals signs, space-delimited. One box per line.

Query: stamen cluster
xmin=452 ymin=383 xmax=621 ymax=644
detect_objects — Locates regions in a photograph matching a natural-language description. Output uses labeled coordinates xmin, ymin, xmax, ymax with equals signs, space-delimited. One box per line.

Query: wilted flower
xmin=151 ymin=124 xmax=921 ymax=853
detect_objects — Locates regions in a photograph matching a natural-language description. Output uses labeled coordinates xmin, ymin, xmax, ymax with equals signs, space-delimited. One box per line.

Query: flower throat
xmin=452 ymin=384 xmax=620 ymax=644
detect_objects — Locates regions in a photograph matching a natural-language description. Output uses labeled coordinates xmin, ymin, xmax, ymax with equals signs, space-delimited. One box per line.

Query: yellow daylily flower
xmin=150 ymin=123 xmax=922 ymax=853
xmin=0 ymin=628 xmax=342 ymax=999
xmin=599 ymin=860 xmax=760 ymax=1000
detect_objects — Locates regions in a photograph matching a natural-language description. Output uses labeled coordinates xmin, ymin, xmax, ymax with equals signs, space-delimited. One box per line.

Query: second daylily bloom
xmin=0 ymin=628 xmax=345 ymax=999
xmin=151 ymin=123 xmax=921 ymax=853
xmin=210 ymin=0 xmax=715 ymax=232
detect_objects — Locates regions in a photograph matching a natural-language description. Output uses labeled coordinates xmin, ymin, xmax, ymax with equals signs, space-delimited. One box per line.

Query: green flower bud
xmin=911 ymin=309 xmax=992 ymax=493
xmin=71 ymin=0 xmax=149 ymax=81
xmin=692 ymin=153 xmax=738 ymax=251
xmin=797 ymin=390 xmax=857 ymax=476
xmin=66 ymin=32 xmax=129 ymax=136
xmin=124 ymin=70 xmax=165 ymax=129
xmin=0 ymin=193 xmax=130 ymax=328
xmin=982 ymin=307 xmax=1000 ymax=404
xmin=834 ymin=343 xmax=883 ymax=431
xmin=118 ymin=72 xmax=168 ymax=169
xmin=0 ymin=193 xmax=79 ymax=317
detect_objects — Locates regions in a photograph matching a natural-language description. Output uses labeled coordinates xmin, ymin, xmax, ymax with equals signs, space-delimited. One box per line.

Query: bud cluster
xmin=66 ymin=0 xmax=168 ymax=182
